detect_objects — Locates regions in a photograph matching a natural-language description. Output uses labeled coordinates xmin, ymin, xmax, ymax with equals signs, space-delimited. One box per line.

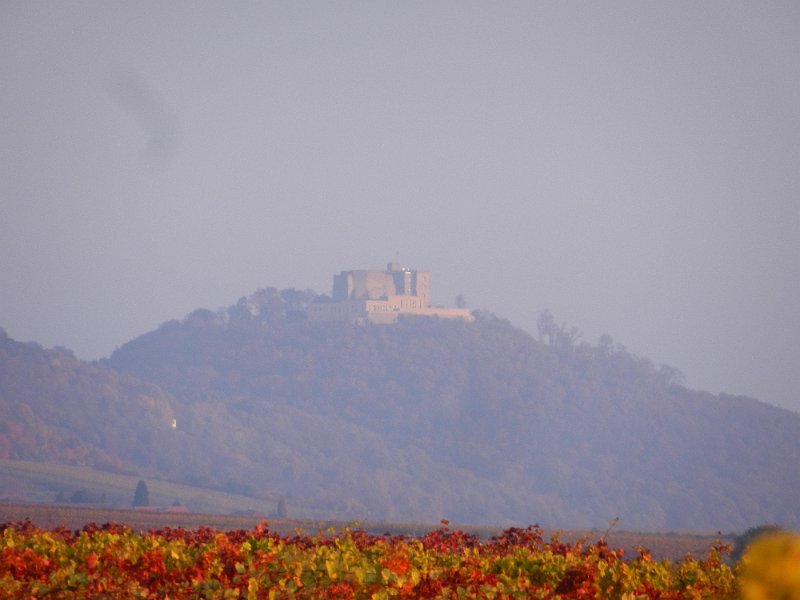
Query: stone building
xmin=309 ymin=262 xmax=473 ymax=324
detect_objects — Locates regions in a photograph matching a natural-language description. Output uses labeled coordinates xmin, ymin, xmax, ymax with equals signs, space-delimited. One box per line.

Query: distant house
xmin=309 ymin=262 xmax=473 ymax=324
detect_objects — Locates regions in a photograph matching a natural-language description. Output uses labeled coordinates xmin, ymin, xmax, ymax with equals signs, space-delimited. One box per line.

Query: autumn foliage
xmin=0 ymin=519 xmax=744 ymax=598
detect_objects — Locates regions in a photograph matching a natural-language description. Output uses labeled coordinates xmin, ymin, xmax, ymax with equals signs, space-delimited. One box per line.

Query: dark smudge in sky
xmin=104 ymin=65 xmax=181 ymax=172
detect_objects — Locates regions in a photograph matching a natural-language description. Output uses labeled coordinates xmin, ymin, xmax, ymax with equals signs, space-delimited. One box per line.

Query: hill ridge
xmin=3 ymin=286 xmax=799 ymax=530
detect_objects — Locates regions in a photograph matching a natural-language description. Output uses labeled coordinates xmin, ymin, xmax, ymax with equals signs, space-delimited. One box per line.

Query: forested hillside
xmin=0 ymin=329 xmax=174 ymax=475
xmin=0 ymin=328 xmax=265 ymax=504
xmin=98 ymin=288 xmax=800 ymax=530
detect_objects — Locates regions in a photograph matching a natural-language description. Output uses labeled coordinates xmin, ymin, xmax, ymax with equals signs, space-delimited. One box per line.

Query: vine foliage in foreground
xmin=0 ymin=519 xmax=748 ymax=598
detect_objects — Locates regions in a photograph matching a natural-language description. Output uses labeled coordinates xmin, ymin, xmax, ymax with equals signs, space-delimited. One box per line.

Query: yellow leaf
xmin=325 ymin=558 xmax=337 ymax=580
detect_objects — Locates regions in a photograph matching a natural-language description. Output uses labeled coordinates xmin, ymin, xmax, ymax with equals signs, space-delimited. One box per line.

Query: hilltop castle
xmin=309 ymin=262 xmax=473 ymax=324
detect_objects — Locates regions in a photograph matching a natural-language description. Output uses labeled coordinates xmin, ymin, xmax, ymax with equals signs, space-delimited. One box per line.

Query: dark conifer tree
xmin=133 ymin=479 xmax=150 ymax=507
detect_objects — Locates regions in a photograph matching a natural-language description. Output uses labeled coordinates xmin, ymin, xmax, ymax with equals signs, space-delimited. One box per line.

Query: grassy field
xmin=0 ymin=459 xmax=280 ymax=515
xmin=0 ymin=459 xmax=736 ymax=562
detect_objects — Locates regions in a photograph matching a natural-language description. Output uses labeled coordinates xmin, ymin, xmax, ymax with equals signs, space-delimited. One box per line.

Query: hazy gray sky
xmin=2 ymin=2 xmax=799 ymax=412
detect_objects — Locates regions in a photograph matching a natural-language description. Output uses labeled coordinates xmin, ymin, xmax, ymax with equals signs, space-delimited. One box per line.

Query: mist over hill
xmin=2 ymin=285 xmax=799 ymax=529
xmin=94 ymin=288 xmax=800 ymax=530
xmin=0 ymin=328 xmax=175 ymax=476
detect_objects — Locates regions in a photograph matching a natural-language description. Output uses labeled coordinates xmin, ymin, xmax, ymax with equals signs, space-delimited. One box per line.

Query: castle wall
xmin=333 ymin=270 xmax=398 ymax=301
xmin=310 ymin=264 xmax=470 ymax=324
xmin=414 ymin=271 xmax=431 ymax=307
xmin=362 ymin=299 xmax=473 ymax=323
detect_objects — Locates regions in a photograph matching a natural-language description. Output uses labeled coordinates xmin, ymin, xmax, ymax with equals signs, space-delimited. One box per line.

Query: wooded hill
xmin=3 ymin=287 xmax=799 ymax=531
xmin=0 ymin=330 xmax=173 ymax=475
